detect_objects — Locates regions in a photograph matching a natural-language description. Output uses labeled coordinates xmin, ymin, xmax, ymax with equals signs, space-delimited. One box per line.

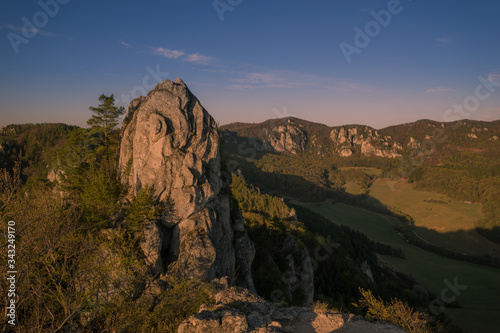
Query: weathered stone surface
xmin=330 ymin=126 xmax=401 ymax=158
xmin=118 ymin=78 xmax=255 ymax=289
xmin=300 ymin=247 xmax=315 ymax=304
xmin=139 ymin=221 xmax=163 ymax=275
xmin=265 ymin=123 xmax=308 ymax=154
xmin=178 ymin=287 xmax=406 ymax=333
xmin=233 ymin=212 xmax=257 ymax=292
xmin=178 ymin=308 xmax=249 ymax=333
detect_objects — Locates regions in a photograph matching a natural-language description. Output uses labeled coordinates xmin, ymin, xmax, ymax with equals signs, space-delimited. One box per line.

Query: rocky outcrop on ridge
xmin=220 ymin=118 xmax=402 ymax=158
xmin=329 ymin=126 xmax=401 ymax=158
xmin=220 ymin=118 xmax=308 ymax=155
xmin=118 ymin=78 xmax=255 ymax=290
xmin=178 ymin=287 xmax=406 ymax=333
xmin=263 ymin=121 xmax=308 ymax=154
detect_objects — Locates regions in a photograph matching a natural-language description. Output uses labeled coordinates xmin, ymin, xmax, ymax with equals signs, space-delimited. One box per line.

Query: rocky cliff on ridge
xmin=221 ymin=117 xmax=500 ymax=160
xmin=118 ymin=78 xmax=255 ymax=290
xmin=220 ymin=117 xmax=401 ymax=158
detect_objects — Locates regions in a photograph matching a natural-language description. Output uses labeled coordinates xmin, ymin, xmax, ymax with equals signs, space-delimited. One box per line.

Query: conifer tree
xmin=87 ymin=94 xmax=125 ymax=146
xmin=87 ymin=94 xmax=125 ymax=176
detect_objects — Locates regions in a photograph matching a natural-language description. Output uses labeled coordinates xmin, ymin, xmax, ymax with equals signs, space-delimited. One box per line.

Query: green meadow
xmin=357 ymin=177 xmax=500 ymax=259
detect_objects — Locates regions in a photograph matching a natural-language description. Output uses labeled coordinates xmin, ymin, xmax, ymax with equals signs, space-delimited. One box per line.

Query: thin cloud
xmin=184 ymin=53 xmax=213 ymax=64
xmin=151 ymin=47 xmax=213 ymax=64
xmin=436 ymin=37 xmax=453 ymax=44
xmin=119 ymin=41 xmax=131 ymax=48
xmin=154 ymin=47 xmax=185 ymax=59
xmin=5 ymin=24 xmax=53 ymax=37
xmin=148 ymin=47 xmax=373 ymax=93
xmin=426 ymin=86 xmax=456 ymax=93
xmin=232 ymin=70 xmax=319 ymax=89
xmin=227 ymin=84 xmax=255 ymax=90
xmin=229 ymin=70 xmax=374 ymax=92
xmin=233 ymin=72 xmax=291 ymax=87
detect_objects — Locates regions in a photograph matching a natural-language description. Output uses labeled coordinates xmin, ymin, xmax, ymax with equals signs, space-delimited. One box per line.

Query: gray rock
xmin=118 ymin=78 xmax=255 ymax=288
xmin=360 ymin=261 xmax=375 ymax=284
xmin=178 ymin=308 xmax=248 ymax=333
xmin=277 ymin=236 xmax=315 ymax=304
xmin=140 ymin=221 xmax=164 ymax=275
xmin=218 ymin=287 xmax=275 ymax=315
xmin=179 ymin=287 xmax=405 ymax=333
xmin=300 ymin=248 xmax=315 ymax=304
xmin=265 ymin=123 xmax=308 ymax=154
xmin=330 ymin=126 xmax=401 ymax=158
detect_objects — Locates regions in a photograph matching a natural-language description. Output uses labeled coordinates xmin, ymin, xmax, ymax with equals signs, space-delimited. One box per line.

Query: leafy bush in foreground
xmin=354 ymin=288 xmax=432 ymax=333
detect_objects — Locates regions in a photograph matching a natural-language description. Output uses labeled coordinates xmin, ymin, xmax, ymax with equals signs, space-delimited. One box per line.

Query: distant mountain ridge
xmin=220 ymin=117 xmax=500 ymax=159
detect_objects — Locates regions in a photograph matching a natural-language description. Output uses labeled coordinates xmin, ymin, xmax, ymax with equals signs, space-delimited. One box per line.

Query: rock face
xmin=178 ymin=287 xmax=406 ymax=333
xmin=329 ymin=126 xmax=400 ymax=158
xmin=118 ymin=78 xmax=255 ymax=290
xmin=277 ymin=236 xmax=315 ymax=304
xmin=220 ymin=118 xmax=308 ymax=155
xmin=264 ymin=121 xmax=308 ymax=154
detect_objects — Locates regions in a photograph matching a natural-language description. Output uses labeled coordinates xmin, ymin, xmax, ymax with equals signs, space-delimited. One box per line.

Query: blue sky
xmin=1 ymin=0 xmax=500 ymax=129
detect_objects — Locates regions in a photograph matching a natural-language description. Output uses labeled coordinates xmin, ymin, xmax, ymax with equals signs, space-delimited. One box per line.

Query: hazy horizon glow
xmin=1 ymin=0 xmax=500 ymax=129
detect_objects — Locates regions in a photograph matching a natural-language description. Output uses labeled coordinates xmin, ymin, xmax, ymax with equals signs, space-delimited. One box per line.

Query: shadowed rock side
xmin=118 ymin=78 xmax=255 ymax=291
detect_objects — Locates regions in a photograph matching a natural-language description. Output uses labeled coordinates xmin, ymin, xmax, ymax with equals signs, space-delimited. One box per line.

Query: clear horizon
xmin=1 ymin=0 xmax=500 ymax=129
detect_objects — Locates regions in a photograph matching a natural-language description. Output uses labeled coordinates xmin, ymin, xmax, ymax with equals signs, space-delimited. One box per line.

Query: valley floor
xmin=365 ymin=179 xmax=500 ymax=259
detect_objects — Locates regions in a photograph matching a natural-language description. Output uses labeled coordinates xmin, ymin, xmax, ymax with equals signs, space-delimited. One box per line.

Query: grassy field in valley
xmin=343 ymin=171 xmax=500 ymax=259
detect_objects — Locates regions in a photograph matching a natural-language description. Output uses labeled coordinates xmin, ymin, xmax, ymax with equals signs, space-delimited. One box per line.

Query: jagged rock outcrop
xmin=329 ymin=126 xmax=400 ymax=158
xmin=178 ymin=287 xmax=406 ymax=333
xmin=220 ymin=118 xmax=308 ymax=155
xmin=407 ymin=137 xmax=419 ymax=149
xmin=263 ymin=121 xmax=308 ymax=154
xmin=118 ymin=78 xmax=255 ymax=291
xmin=278 ymin=236 xmax=315 ymax=304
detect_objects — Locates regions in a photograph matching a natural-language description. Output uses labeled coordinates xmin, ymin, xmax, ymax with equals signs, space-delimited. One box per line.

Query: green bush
xmin=354 ymin=288 xmax=432 ymax=333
